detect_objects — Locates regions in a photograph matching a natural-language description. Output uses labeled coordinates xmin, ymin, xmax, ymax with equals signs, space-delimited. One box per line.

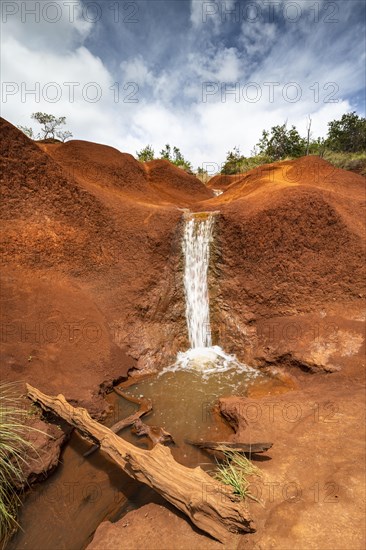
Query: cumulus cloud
xmin=0 ymin=0 xmax=364 ymax=169
xmin=1 ymin=0 xmax=92 ymax=51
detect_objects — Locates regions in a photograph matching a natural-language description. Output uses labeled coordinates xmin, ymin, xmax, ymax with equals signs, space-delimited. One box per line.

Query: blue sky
xmin=1 ymin=0 xmax=365 ymax=169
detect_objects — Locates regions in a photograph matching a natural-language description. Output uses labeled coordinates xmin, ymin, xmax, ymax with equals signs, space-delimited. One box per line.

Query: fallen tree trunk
xmin=186 ymin=440 xmax=272 ymax=454
xmin=132 ymin=418 xmax=174 ymax=447
xmin=26 ymin=384 xmax=253 ymax=542
xmin=84 ymin=390 xmax=152 ymax=457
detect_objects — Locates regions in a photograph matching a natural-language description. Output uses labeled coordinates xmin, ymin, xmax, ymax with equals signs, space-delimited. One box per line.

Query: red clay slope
xmin=1 ymin=118 xmax=365 ymax=405
xmin=0 ymin=118 xmax=193 ymax=411
xmin=0 ymin=120 xmax=122 ymax=273
xmin=38 ymin=139 xmax=150 ymax=195
xmin=39 ymin=140 xmax=212 ymax=207
xmin=207 ymin=155 xmax=366 ymax=204
xmin=2 ymin=121 xmax=365 ymax=550
xmin=206 ymin=173 xmax=239 ymax=191
xmin=198 ymin=157 xmax=366 ymax=357
xmin=145 ymin=159 xmax=213 ymax=204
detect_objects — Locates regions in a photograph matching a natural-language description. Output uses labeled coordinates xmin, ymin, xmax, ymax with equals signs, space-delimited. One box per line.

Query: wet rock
xmin=14 ymin=411 xmax=71 ymax=488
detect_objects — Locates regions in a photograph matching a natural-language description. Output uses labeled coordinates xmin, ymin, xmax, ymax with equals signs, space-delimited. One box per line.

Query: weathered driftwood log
xmin=26 ymin=384 xmax=253 ymax=542
xmin=84 ymin=390 xmax=152 ymax=457
xmin=110 ymin=385 xmax=153 ymax=434
xmin=186 ymin=440 xmax=272 ymax=455
xmin=132 ymin=418 xmax=175 ymax=446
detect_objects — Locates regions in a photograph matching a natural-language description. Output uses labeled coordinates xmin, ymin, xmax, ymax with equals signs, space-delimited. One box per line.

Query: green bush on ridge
xmin=221 ymin=112 xmax=366 ymax=175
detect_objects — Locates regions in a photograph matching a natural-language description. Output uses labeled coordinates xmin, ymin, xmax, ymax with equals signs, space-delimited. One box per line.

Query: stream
xmin=8 ymin=212 xmax=286 ymax=549
xmin=8 ymin=367 xmax=286 ymax=550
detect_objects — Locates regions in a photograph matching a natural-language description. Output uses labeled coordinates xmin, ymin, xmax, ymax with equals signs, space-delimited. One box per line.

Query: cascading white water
xmin=160 ymin=212 xmax=257 ymax=377
xmin=182 ymin=214 xmax=214 ymax=349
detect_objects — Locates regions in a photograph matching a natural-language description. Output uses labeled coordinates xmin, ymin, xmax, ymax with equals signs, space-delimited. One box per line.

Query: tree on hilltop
xmin=136 ymin=143 xmax=193 ymax=172
xmin=160 ymin=144 xmax=193 ymax=172
xmin=31 ymin=112 xmax=72 ymax=140
xmin=257 ymin=123 xmax=306 ymax=161
xmin=160 ymin=144 xmax=172 ymax=160
xmin=18 ymin=113 xmax=73 ymax=142
xmin=221 ymin=146 xmax=243 ymax=174
xmin=136 ymin=144 xmax=155 ymax=162
xmin=17 ymin=125 xmax=39 ymax=140
xmin=326 ymin=112 xmax=366 ymax=153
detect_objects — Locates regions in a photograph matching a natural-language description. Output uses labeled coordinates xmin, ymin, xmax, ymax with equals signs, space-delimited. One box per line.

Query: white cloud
xmin=190 ymin=0 xmax=206 ymax=27
xmin=240 ymin=20 xmax=277 ymax=56
xmin=1 ymin=32 xmax=132 ymax=148
xmin=190 ymin=0 xmax=236 ymax=31
xmin=0 ymin=0 xmax=363 ymax=171
xmin=120 ymin=56 xmax=155 ymax=87
xmin=188 ymin=47 xmax=242 ymax=82
xmin=1 ymin=0 xmax=92 ymax=52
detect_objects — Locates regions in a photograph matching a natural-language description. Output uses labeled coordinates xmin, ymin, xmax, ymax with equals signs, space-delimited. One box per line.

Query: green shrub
xmin=323 ymin=151 xmax=366 ymax=176
xmin=257 ymin=123 xmax=306 ymax=161
xmin=221 ymin=147 xmax=272 ymax=175
xmin=214 ymin=448 xmax=262 ymax=502
xmin=0 ymin=383 xmax=43 ymax=543
xmin=326 ymin=112 xmax=366 ymax=153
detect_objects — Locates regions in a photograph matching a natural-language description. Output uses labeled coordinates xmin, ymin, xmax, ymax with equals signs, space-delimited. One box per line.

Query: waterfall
xmin=182 ymin=214 xmax=214 ymax=348
xmin=161 ymin=211 xmax=255 ymax=376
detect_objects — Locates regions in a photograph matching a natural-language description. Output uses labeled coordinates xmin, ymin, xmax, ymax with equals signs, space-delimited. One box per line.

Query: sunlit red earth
xmin=1 ymin=117 xmax=365 ymax=549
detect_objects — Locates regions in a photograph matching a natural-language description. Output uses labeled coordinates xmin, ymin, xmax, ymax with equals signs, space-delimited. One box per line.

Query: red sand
xmin=1 ymin=117 xmax=365 ymax=550
xmin=1 ymin=117 xmax=365 ymax=404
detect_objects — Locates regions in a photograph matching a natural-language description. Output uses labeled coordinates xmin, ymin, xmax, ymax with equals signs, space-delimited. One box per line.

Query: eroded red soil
xmin=1 ymin=118 xmax=365 ymax=549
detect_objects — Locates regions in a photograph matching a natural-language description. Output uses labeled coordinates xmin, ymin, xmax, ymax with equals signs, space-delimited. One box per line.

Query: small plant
xmin=0 ymin=383 xmax=44 ymax=544
xmin=214 ymin=448 xmax=262 ymax=502
xmin=18 ymin=113 xmax=73 ymax=142
xmin=136 ymin=144 xmax=155 ymax=162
